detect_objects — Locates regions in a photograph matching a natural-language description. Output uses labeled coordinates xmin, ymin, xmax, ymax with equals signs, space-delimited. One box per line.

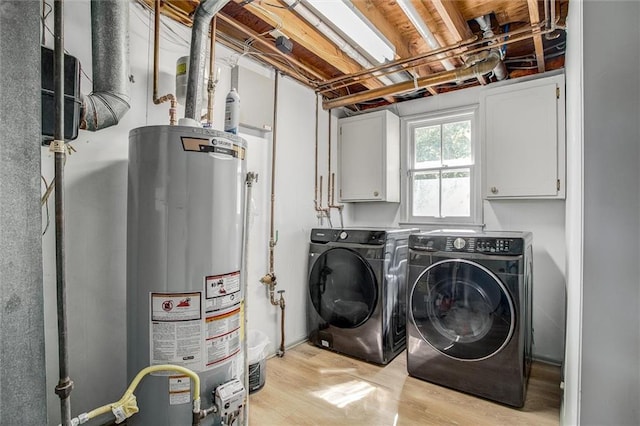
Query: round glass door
xmin=410 ymin=258 xmax=514 ymax=360
xmin=309 ymin=248 xmax=377 ymax=328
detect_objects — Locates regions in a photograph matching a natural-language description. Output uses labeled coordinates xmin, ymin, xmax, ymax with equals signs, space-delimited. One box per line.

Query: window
xmin=403 ymin=106 xmax=480 ymax=224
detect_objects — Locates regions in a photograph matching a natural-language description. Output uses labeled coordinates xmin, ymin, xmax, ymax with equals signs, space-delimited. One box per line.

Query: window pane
xmin=442 ymin=169 xmax=470 ymax=217
xmin=414 ymin=125 xmax=441 ymax=168
xmin=443 ymin=120 xmax=471 ymax=165
xmin=413 ymin=171 xmax=439 ymax=217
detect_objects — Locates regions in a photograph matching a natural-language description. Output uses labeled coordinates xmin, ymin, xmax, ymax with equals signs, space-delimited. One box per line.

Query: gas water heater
xmin=127 ymin=125 xmax=247 ymax=425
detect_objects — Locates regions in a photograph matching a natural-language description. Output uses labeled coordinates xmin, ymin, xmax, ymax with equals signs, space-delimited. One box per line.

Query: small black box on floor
xmin=41 ymin=46 xmax=81 ymax=144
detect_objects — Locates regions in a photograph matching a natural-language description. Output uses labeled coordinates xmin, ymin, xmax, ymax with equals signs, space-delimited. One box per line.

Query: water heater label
xmin=205 ymin=271 xmax=241 ymax=312
xmin=204 ymin=306 xmax=241 ymax=369
xmin=168 ymin=376 xmax=191 ymax=406
xmin=150 ymin=292 xmax=204 ymax=370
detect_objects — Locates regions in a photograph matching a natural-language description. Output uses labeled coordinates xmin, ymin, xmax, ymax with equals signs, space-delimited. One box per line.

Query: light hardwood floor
xmin=249 ymin=342 xmax=561 ymax=425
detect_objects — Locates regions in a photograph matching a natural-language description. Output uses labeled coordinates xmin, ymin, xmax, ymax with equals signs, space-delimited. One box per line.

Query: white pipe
xmin=396 ymin=0 xmax=456 ymax=71
xmin=474 ymin=15 xmax=507 ymax=81
xmin=241 ymin=172 xmax=257 ymax=426
xmin=282 ymin=0 xmax=398 ymax=85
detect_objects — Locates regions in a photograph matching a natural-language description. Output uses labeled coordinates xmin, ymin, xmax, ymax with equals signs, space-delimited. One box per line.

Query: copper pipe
xmin=327 ymin=108 xmax=331 ymax=208
xmin=322 ymin=28 xmax=565 ymax=110
xmin=206 ymin=16 xmax=217 ymax=125
xmin=315 ymin=23 xmax=547 ymax=93
xmin=314 ymin=94 xmax=320 ymax=210
xmin=278 ymin=292 xmax=285 ymax=355
xmin=319 ymin=175 xmax=324 ymax=210
xmin=322 ymin=57 xmax=493 ymax=109
xmin=153 ymin=0 xmax=177 ymax=125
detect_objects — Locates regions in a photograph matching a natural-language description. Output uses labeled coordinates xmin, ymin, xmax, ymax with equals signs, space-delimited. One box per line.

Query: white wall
xmin=42 ymin=1 xmax=318 ymax=423
xmin=344 ymin=77 xmax=567 ymax=363
xmin=577 ymin=1 xmax=640 ymax=425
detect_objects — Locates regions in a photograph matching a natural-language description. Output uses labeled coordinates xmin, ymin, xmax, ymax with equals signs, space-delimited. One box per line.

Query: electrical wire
xmin=41 ymin=175 xmax=51 ymax=236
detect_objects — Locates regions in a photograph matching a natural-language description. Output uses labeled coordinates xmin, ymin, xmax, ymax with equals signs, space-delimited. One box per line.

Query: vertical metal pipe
xmin=242 ymin=172 xmax=257 ymax=426
xmin=268 ymin=72 xmax=279 ymax=274
xmin=185 ymin=0 xmax=230 ymax=120
xmin=327 ymin=108 xmax=331 ymax=212
xmin=53 ymin=1 xmax=73 ymax=425
xmin=207 ymin=17 xmax=218 ymax=125
xmin=153 ymin=0 xmax=177 ymax=125
xmin=314 ymin=94 xmax=319 ymax=209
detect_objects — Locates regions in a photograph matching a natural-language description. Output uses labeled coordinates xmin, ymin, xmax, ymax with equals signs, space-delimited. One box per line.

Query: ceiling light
xmin=304 ymin=0 xmax=396 ymax=64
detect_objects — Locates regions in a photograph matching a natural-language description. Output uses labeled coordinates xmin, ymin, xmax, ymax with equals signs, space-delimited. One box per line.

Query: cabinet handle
xmin=490 ymin=187 xmax=498 ymax=194
xmin=373 ymin=191 xmax=379 ymax=197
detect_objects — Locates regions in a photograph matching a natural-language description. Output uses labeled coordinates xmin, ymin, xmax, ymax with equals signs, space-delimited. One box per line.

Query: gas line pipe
xmin=61 ymin=365 xmax=211 ymax=426
xmin=259 ymin=70 xmax=286 ymax=357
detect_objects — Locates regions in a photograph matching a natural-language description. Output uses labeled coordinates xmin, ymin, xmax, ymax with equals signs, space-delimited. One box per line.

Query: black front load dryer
xmin=407 ymin=230 xmax=533 ymax=407
xmin=307 ymin=228 xmax=415 ymax=365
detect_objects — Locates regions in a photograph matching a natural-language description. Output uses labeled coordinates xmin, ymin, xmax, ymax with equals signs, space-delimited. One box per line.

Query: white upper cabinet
xmin=338 ymin=110 xmax=400 ymax=202
xmin=483 ymin=74 xmax=566 ymax=199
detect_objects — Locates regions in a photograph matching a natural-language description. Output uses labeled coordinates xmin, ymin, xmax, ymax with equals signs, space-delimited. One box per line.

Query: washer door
xmin=309 ymin=247 xmax=377 ymax=329
xmin=410 ymin=258 xmax=515 ymax=361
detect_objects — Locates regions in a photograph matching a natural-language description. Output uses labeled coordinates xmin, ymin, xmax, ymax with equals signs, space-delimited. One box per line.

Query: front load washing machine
xmin=307 ymin=228 xmax=415 ymax=364
xmin=407 ymin=230 xmax=533 ymax=407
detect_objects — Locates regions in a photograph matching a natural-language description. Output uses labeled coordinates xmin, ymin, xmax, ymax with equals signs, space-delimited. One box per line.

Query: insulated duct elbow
xmin=184 ymin=0 xmax=231 ymax=121
xmin=80 ymin=0 xmax=130 ymax=131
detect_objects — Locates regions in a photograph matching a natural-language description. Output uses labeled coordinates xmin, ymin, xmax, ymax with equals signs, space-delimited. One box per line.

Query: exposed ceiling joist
xmin=527 ymin=0 xmax=547 ymax=73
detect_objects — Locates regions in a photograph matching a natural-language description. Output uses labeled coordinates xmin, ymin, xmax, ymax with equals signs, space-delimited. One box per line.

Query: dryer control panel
xmin=410 ymin=234 xmax=525 ymax=255
xmin=311 ymin=228 xmax=387 ymax=245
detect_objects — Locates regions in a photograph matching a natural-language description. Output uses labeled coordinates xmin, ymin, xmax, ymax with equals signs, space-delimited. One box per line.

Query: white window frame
xmin=400 ymin=105 xmax=482 ymax=226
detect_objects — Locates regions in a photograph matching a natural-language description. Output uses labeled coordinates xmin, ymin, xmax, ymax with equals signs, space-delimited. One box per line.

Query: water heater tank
xmin=127 ymin=125 xmax=247 ymax=425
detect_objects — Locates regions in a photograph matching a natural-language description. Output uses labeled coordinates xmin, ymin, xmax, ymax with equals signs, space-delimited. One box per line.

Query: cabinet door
xmin=339 ymin=111 xmax=400 ymax=202
xmin=485 ymin=79 xmax=563 ymax=198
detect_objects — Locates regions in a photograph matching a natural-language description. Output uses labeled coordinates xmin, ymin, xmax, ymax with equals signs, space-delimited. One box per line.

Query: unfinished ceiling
xmin=139 ymin=0 xmax=568 ymax=111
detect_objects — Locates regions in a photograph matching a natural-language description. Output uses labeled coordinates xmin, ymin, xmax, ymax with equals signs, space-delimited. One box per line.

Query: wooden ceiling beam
xmin=233 ymin=0 xmax=391 ymax=94
xmin=429 ymin=0 xmax=488 ymax=84
xmin=350 ymin=1 xmax=436 ymax=95
xmin=216 ymin=13 xmax=327 ymax=82
xmin=526 ymin=0 xmax=546 ymax=73
xmin=430 ymin=0 xmax=473 ymax=41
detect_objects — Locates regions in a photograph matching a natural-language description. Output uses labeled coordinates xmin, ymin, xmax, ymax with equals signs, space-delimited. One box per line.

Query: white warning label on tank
xmin=205 ymin=271 xmax=241 ymax=312
xmin=204 ymin=307 xmax=241 ymax=368
xmin=169 ymin=376 xmax=191 ymax=406
xmin=150 ymin=292 xmax=203 ymax=370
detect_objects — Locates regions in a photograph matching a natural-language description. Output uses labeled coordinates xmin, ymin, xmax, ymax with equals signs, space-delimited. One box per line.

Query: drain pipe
xmin=80 ymin=0 xmax=130 ymax=131
xmin=184 ymin=0 xmax=230 ymax=121
xmin=259 ymin=71 xmax=285 ymax=357
xmin=474 ymin=15 xmax=508 ymax=81
xmin=153 ymin=0 xmax=177 ymax=125
xmin=52 ymin=1 xmax=73 ymax=425
xmin=544 ymin=0 xmax=562 ymax=39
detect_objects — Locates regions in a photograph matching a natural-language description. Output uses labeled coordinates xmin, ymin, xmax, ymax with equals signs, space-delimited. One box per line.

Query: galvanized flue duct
xmin=80 ymin=0 xmax=130 ymax=131
xmin=184 ymin=0 xmax=231 ymax=121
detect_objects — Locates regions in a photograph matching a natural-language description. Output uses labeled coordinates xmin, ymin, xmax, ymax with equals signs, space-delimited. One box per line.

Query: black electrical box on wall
xmin=41 ymin=46 xmax=81 ymax=143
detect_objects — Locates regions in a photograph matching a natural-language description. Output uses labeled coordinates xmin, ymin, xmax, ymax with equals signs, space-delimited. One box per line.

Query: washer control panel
xmin=410 ymin=234 xmax=524 ymax=255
